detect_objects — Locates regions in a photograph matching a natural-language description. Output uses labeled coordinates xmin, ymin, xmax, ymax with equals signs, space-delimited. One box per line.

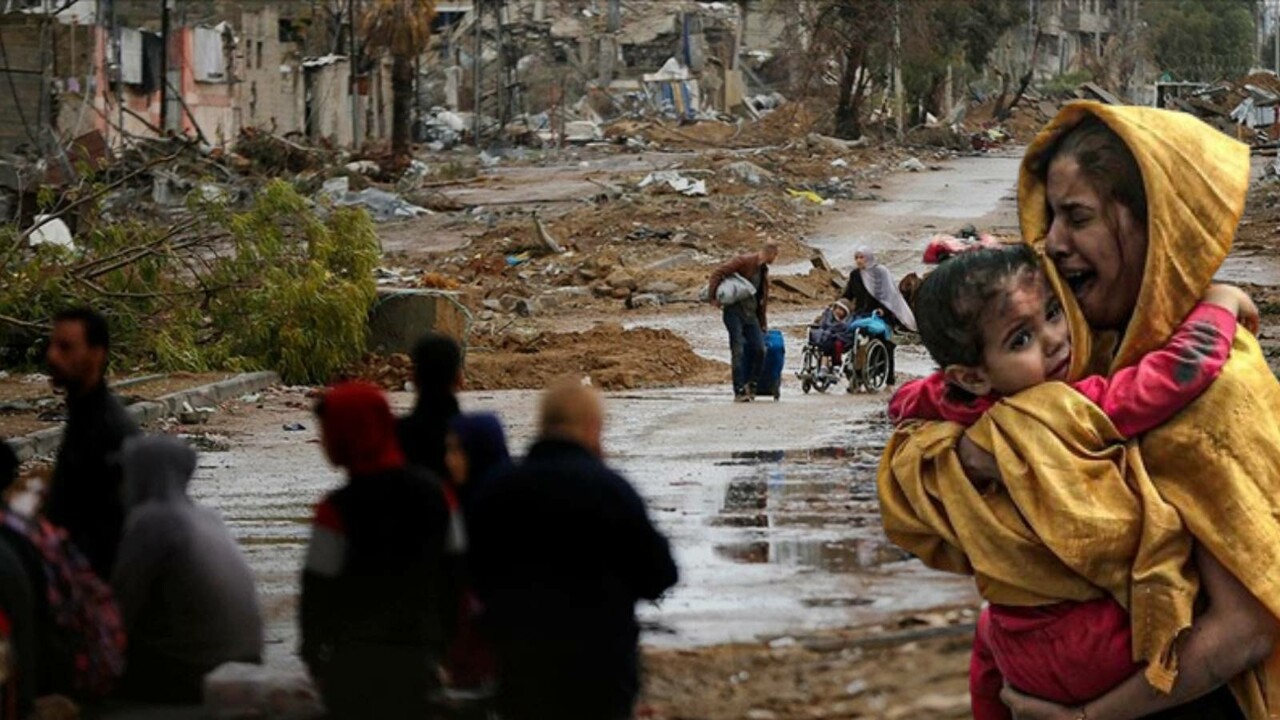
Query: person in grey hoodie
xmin=110 ymin=435 xmax=264 ymax=703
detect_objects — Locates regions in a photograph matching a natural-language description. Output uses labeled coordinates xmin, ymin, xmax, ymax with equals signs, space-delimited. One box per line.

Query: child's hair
xmin=915 ymin=244 xmax=1042 ymax=369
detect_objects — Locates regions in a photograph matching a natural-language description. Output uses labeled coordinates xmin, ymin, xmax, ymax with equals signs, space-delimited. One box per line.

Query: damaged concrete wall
xmin=237 ymin=4 xmax=305 ymax=136
xmin=0 ymin=15 xmax=96 ymax=154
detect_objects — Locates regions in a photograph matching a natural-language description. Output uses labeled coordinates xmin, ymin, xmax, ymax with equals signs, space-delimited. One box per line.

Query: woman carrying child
xmin=879 ymin=103 xmax=1280 ymax=719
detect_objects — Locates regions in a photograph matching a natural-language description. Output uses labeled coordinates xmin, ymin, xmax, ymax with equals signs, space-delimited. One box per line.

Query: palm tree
xmin=362 ymin=0 xmax=437 ymax=156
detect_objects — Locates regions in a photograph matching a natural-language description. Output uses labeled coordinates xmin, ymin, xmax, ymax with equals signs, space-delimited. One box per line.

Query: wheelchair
xmin=797 ymin=311 xmax=895 ymax=394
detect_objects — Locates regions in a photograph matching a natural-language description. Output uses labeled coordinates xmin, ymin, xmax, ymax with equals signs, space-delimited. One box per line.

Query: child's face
xmin=834 ymin=305 xmax=849 ymax=321
xmin=945 ymin=273 xmax=1071 ymax=396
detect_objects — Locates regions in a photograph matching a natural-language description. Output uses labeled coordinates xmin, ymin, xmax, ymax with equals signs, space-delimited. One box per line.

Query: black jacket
xmin=300 ymin=467 xmax=452 ymax=719
xmin=468 ymin=440 xmax=679 ymax=720
xmin=45 ymin=383 xmax=140 ymax=579
xmin=395 ymin=392 xmax=460 ymax=480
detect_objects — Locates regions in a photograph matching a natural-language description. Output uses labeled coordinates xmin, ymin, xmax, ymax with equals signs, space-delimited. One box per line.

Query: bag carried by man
xmin=715 ymin=273 xmax=757 ymax=306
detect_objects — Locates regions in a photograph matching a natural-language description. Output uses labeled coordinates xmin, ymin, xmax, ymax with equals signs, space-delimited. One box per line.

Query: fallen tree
xmin=0 ymin=180 xmax=379 ymax=384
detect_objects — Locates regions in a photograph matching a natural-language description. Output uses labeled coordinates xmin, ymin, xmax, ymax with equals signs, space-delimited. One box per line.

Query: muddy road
xmin=189 ymin=154 xmax=1030 ymax=672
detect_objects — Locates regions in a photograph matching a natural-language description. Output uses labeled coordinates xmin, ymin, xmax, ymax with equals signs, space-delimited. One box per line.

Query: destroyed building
xmin=0 ymin=0 xmax=395 ymax=155
xmin=990 ymin=0 xmax=1157 ymax=104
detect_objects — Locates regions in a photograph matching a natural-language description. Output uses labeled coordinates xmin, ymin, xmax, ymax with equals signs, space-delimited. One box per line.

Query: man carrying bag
xmin=708 ymin=240 xmax=779 ymax=402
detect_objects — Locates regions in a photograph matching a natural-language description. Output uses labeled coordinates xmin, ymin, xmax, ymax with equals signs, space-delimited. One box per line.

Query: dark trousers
xmin=723 ymin=306 xmax=764 ymax=395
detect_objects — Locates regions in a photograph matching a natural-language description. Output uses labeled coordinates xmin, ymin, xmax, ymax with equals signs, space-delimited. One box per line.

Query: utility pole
xmin=473 ymin=0 xmax=482 ymax=147
xmin=348 ymin=0 xmax=361 ymax=148
xmin=1274 ymin=2 xmax=1279 ymax=74
xmin=160 ymin=0 xmax=170 ymax=133
xmin=893 ymin=0 xmax=903 ymax=142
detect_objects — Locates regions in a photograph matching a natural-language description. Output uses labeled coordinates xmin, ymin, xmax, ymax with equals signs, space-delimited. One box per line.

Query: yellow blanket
xmin=878 ymin=102 xmax=1280 ymax=716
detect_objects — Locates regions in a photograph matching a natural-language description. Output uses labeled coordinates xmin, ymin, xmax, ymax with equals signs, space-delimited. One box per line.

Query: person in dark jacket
xmin=397 ymin=332 xmax=464 ymax=480
xmin=43 ymin=308 xmax=140 ymax=579
xmin=440 ymin=412 xmax=512 ymax=698
xmin=111 ymin=435 xmax=264 ymax=704
xmin=444 ymin=413 xmax=511 ymax=513
xmin=302 ymin=382 xmax=452 ymax=720
xmin=468 ymin=379 xmax=679 ymax=720
xmin=708 ymin=241 xmax=778 ymax=402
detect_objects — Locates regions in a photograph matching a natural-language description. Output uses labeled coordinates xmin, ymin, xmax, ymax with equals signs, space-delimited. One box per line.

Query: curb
xmin=7 ymin=371 xmax=280 ymax=462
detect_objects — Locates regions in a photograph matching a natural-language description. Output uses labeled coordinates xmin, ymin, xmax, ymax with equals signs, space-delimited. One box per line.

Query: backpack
xmin=0 ymin=510 xmax=126 ymax=699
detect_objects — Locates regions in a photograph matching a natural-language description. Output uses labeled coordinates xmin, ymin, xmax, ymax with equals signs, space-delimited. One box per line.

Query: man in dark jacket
xmin=468 ymin=379 xmax=679 ymax=720
xmin=396 ymin=332 xmax=463 ymax=480
xmin=708 ymin=240 xmax=779 ymax=402
xmin=44 ymin=308 xmax=139 ymax=579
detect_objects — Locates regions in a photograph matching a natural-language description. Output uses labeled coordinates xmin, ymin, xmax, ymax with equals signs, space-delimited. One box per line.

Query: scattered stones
xmin=724 ymin=161 xmax=774 ymax=186
xmin=605 ymin=269 xmax=639 ymax=291
xmin=900 ymin=157 xmax=927 ymax=173
xmin=626 ymin=293 xmax=663 ymax=309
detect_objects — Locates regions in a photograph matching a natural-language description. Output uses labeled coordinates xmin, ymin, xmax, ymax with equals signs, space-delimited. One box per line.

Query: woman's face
xmin=444 ymin=432 xmax=468 ymax=486
xmin=855 ymin=253 xmax=868 ymax=270
xmin=1043 ymin=156 xmax=1149 ymax=330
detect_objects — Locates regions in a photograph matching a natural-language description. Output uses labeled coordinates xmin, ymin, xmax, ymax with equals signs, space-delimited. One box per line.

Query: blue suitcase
xmin=756 ymin=329 xmax=786 ymax=400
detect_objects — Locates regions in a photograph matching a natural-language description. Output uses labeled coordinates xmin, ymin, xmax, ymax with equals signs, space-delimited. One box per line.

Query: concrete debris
xmin=344 ymin=160 xmax=381 ymax=176
xmin=639 ymin=171 xmax=708 ymax=197
xmin=564 ymin=121 xmax=604 ymax=143
xmin=724 ymin=161 xmax=774 ymax=186
xmin=320 ymin=177 xmax=431 ymax=222
xmin=900 ymin=157 xmax=927 ymax=173
xmin=626 ymin=293 xmax=664 ymax=309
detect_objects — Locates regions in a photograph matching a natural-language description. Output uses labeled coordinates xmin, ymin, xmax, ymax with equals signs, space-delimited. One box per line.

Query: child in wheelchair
xmin=808 ymin=299 xmax=856 ymax=376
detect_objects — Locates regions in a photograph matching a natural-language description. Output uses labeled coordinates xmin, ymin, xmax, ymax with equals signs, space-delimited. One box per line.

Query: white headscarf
xmin=856 ymin=248 xmax=917 ymax=331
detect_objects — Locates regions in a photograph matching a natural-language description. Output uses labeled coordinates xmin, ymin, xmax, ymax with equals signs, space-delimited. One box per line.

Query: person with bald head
xmin=467 ymin=378 xmax=678 ymax=720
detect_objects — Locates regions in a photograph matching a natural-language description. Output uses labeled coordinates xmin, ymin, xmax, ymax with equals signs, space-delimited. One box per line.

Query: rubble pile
xmin=382 ymin=138 xmax=904 ymax=336
xmin=1158 ymin=71 xmax=1280 ymax=146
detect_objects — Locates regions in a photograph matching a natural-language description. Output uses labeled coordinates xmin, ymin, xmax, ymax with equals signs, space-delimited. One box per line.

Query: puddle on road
xmin=715 ymin=538 xmax=911 ymax=573
xmin=709 ymin=417 xmax=913 ymax=572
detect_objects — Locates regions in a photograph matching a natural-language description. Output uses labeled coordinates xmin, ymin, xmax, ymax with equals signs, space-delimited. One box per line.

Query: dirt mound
xmin=465 ymin=324 xmax=728 ymax=391
xmin=737 ymin=103 xmax=821 ymax=146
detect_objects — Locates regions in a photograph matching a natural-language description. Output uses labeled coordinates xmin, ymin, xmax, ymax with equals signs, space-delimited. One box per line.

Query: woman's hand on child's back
xmin=1203 ymin=284 xmax=1259 ymax=335
xmin=958 ymin=435 xmax=1001 ymax=492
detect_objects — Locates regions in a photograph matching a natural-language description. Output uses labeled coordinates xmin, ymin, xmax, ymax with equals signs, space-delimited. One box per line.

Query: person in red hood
xmin=300 ymin=382 xmax=453 ymax=720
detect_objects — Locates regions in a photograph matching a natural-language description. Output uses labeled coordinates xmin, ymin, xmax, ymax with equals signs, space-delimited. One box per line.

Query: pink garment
xmin=971 ymin=599 xmax=1139 ymax=719
xmin=890 ymin=303 xmax=1236 ymax=438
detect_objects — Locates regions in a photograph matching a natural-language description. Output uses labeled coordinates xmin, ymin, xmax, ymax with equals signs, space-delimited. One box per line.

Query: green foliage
xmin=1040 ymin=69 xmax=1095 ymax=95
xmin=1144 ymin=0 xmax=1259 ymax=81
xmin=0 ymin=180 xmax=380 ymax=384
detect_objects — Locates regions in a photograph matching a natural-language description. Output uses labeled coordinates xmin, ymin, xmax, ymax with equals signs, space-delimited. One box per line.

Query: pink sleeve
xmin=889 ymin=372 xmax=992 ymax=426
xmin=1071 ymin=303 xmax=1236 ymax=438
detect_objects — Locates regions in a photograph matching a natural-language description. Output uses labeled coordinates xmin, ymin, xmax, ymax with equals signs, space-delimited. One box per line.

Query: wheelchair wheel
xmin=861 ymin=339 xmax=891 ymax=391
xmin=802 ymin=345 xmax=835 ymax=394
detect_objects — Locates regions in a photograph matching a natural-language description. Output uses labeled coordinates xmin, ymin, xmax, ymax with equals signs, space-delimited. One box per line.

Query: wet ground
xmin=189 ymin=153 xmax=1023 ymax=672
